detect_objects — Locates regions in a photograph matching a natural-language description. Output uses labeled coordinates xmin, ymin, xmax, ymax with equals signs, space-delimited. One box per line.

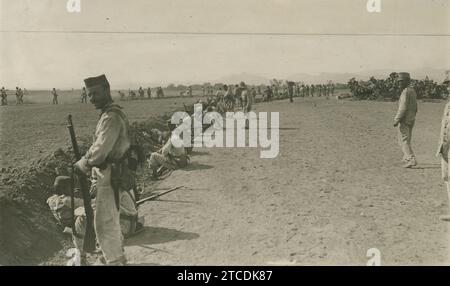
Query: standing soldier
xmin=287 ymin=81 xmax=294 ymax=103
xmin=119 ymin=91 xmax=125 ymax=101
xmin=147 ymin=87 xmax=152 ymax=99
xmin=74 ymin=74 xmax=131 ymax=265
xmin=265 ymin=85 xmax=273 ymax=102
xmin=81 ymin=87 xmax=88 ymax=103
xmin=15 ymin=87 xmax=20 ymax=105
xmin=393 ymin=72 xmax=418 ymax=168
xmin=1 ymin=87 xmax=7 ymax=106
xmin=52 ymin=88 xmax=58 ymax=104
xmin=437 ymin=83 xmax=450 ymax=221
xmin=19 ymin=88 xmax=24 ymax=104
xmin=138 ymin=87 xmax=144 ymax=98
xmin=311 ymin=84 xmax=315 ymax=97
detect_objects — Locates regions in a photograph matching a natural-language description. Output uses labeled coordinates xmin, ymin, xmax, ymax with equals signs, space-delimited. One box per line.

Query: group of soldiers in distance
xmin=0 ymin=81 xmax=335 ymax=107
xmin=1 ymin=86 xmax=25 ymax=106
xmin=185 ymin=81 xmax=337 ymax=115
xmin=118 ymin=86 xmax=166 ymax=101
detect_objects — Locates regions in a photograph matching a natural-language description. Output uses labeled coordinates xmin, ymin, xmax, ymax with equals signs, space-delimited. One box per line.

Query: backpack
xmin=106 ymin=105 xmax=146 ymax=171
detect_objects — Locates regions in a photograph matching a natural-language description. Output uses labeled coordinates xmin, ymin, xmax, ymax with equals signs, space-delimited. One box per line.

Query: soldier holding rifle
xmin=73 ymin=74 xmax=132 ymax=265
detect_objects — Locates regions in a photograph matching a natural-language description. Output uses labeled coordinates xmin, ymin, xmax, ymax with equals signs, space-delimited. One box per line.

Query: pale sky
xmin=1 ymin=0 xmax=449 ymax=89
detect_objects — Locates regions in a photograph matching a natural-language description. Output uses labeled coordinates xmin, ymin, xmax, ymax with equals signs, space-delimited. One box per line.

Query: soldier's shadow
xmin=125 ymin=226 xmax=199 ymax=247
xmin=410 ymin=163 xmax=440 ymax=170
xmin=189 ymin=150 xmax=210 ymax=156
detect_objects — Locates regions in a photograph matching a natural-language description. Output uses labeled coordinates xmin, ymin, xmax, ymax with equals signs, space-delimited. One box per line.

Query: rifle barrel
xmin=137 ymin=186 xmax=184 ymax=206
xmin=66 ymin=114 xmax=96 ymax=253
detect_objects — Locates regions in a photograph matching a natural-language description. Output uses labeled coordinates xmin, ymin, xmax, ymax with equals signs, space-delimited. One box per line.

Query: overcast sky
xmin=1 ymin=0 xmax=449 ymax=89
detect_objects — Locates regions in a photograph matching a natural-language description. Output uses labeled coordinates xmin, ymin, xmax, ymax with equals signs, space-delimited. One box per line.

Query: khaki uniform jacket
xmin=78 ymin=104 xmax=131 ymax=173
xmin=437 ymin=102 xmax=450 ymax=158
xmin=394 ymin=86 xmax=417 ymax=125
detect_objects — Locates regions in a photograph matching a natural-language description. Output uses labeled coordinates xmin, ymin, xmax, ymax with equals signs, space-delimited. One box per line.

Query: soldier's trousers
xmin=398 ymin=122 xmax=415 ymax=161
xmin=148 ymin=153 xmax=176 ymax=170
xmin=92 ymin=165 xmax=125 ymax=264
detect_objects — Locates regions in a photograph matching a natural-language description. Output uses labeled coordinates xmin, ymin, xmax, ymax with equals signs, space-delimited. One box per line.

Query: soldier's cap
xmin=53 ymin=176 xmax=71 ymax=194
xmin=397 ymin=72 xmax=411 ymax=81
xmin=84 ymin=74 xmax=110 ymax=89
xmin=240 ymin=81 xmax=246 ymax=87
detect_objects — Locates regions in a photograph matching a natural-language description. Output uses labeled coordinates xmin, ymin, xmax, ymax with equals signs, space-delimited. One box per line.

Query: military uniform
xmin=81 ymin=88 xmax=88 ymax=103
xmin=1 ymin=88 xmax=7 ymax=105
xmin=52 ymin=89 xmax=58 ymax=104
xmin=394 ymin=74 xmax=418 ymax=165
xmin=15 ymin=88 xmax=20 ymax=104
xmin=394 ymin=87 xmax=417 ymax=162
xmin=76 ymin=75 xmax=131 ymax=265
xmin=148 ymin=133 xmax=186 ymax=172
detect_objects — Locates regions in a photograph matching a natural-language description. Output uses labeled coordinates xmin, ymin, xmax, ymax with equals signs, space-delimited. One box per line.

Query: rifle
xmin=67 ymin=114 xmax=96 ymax=253
xmin=136 ymin=186 xmax=184 ymax=206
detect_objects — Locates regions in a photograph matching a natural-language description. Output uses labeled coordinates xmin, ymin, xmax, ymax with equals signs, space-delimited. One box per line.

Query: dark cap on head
xmin=84 ymin=74 xmax=110 ymax=88
xmin=53 ymin=176 xmax=71 ymax=194
xmin=397 ymin=72 xmax=410 ymax=81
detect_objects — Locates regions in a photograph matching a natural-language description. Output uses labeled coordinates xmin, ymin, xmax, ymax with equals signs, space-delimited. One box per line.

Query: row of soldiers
xmin=1 ymin=86 xmax=25 ymax=105
xmin=270 ymin=83 xmax=335 ymax=99
xmin=119 ymin=87 xmax=165 ymax=101
xmin=192 ymin=81 xmax=337 ymax=109
xmin=1 ymin=82 xmax=335 ymax=107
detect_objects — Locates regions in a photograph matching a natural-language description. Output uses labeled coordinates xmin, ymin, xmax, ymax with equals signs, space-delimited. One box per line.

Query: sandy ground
xmin=125 ymin=97 xmax=449 ymax=266
xmin=2 ymin=94 xmax=450 ymax=265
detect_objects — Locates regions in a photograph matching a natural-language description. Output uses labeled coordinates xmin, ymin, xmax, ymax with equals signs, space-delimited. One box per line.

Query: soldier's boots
xmin=403 ymin=158 xmax=417 ymax=168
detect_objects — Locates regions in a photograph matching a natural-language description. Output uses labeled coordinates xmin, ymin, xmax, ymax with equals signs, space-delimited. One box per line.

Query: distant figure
xmin=393 ymin=72 xmax=418 ymax=168
xmin=287 ymin=81 xmax=294 ymax=103
xmin=1 ymin=87 xmax=7 ymax=106
xmin=118 ymin=91 xmax=125 ymax=101
xmin=264 ymin=85 xmax=273 ymax=102
xmin=147 ymin=87 xmax=152 ymax=99
xmin=19 ymin=88 xmax=24 ymax=104
xmin=81 ymin=87 xmax=88 ymax=103
xmin=156 ymin=87 xmax=164 ymax=99
xmin=215 ymin=86 xmax=224 ymax=98
xmin=52 ymin=88 xmax=58 ymax=104
xmin=138 ymin=87 xmax=144 ymax=98
xmin=187 ymin=86 xmax=192 ymax=97
xmin=15 ymin=87 xmax=20 ymax=105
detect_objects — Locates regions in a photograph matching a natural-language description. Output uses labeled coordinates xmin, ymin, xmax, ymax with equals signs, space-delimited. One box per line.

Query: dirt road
xmin=126 ymin=97 xmax=449 ymax=266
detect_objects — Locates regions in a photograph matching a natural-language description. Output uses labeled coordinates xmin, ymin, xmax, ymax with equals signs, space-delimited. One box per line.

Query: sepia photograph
xmin=1 ymin=0 xmax=450 ymax=269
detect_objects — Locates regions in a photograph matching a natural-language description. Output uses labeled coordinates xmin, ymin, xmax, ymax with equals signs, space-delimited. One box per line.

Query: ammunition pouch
xmin=109 ymin=156 xmax=136 ymax=211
